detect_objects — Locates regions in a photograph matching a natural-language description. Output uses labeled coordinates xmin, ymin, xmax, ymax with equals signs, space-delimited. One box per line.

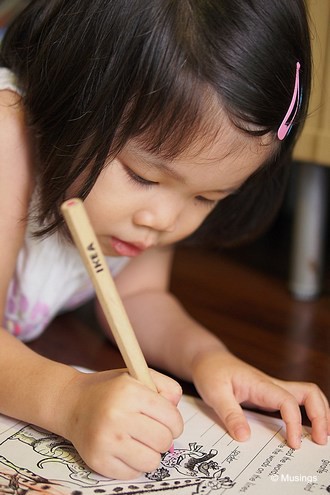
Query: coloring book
xmin=0 ymin=394 xmax=329 ymax=494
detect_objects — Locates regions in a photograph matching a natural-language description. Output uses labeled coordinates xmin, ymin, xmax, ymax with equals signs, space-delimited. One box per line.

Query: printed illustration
xmin=0 ymin=423 xmax=235 ymax=494
xmin=0 ymin=396 xmax=329 ymax=495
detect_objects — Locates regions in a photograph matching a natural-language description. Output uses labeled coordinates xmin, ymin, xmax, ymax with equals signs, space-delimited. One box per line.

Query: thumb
xmin=150 ymin=369 xmax=183 ymax=406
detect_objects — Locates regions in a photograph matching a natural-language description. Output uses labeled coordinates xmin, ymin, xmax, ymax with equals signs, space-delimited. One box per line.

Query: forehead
xmin=127 ymin=115 xmax=276 ymax=188
xmin=126 ymin=83 xmax=277 ymax=161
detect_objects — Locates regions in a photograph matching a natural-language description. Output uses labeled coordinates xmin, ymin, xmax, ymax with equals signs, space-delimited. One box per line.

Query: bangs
xmin=115 ymin=78 xmax=222 ymax=161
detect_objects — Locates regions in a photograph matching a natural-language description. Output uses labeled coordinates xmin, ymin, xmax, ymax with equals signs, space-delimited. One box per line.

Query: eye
xmin=125 ymin=166 xmax=158 ymax=188
xmin=195 ymin=196 xmax=218 ymax=208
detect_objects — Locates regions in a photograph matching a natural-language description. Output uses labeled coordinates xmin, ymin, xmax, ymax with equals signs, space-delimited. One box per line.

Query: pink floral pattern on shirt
xmin=4 ymin=280 xmax=50 ymax=339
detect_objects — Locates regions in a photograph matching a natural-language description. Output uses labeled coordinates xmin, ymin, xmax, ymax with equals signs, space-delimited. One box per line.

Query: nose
xmin=133 ymin=199 xmax=182 ymax=233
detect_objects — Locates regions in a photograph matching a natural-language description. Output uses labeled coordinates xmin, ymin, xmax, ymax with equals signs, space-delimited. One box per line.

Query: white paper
xmin=0 ymin=395 xmax=329 ymax=494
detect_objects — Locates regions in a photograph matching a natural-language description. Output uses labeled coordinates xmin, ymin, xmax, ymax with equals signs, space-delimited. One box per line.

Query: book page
xmin=0 ymin=395 xmax=329 ymax=494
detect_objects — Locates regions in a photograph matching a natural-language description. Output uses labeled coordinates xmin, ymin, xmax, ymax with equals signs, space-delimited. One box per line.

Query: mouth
xmin=110 ymin=237 xmax=149 ymax=257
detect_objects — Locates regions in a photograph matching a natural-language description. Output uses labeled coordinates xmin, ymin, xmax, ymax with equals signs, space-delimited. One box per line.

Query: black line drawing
xmin=0 ymin=454 xmax=67 ymax=494
xmin=1 ymin=398 xmax=327 ymax=494
xmin=0 ymin=424 xmax=235 ymax=494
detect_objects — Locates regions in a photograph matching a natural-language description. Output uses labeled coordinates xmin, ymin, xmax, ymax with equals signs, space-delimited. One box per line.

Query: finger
xmin=130 ymin=414 xmax=174 ymax=453
xmin=273 ymin=380 xmax=330 ymax=443
xmin=110 ymin=435 xmax=162 ymax=475
xmin=150 ymin=369 xmax=183 ymax=405
xmin=97 ymin=455 xmax=142 ymax=481
xmin=209 ymin=384 xmax=251 ymax=442
xmin=302 ymin=393 xmax=329 ymax=444
xmin=137 ymin=385 xmax=183 ymax=439
xmin=299 ymin=385 xmax=329 ymax=444
xmin=327 ymin=405 xmax=330 ymax=436
xmin=278 ymin=397 xmax=302 ymax=449
xmin=249 ymin=381 xmax=303 ymax=449
xmin=92 ymin=418 xmax=163 ymax=475
xmin=79 ymin=434 xmax=143 ymax=480
xmin=319 ymin=391 xmax=330 ymax=435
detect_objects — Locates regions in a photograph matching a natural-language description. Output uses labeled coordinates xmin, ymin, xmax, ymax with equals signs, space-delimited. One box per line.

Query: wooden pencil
xmin=61 ymin=198 xmax=156 ymax=391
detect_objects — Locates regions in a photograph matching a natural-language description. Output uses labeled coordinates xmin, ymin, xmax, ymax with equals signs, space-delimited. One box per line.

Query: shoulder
xmin=0 ymin=67 xmax=22 ymax=112
xmin=0 ymin=83 xmax=34 ymax=317
xmin=0 ymin=91 xmax=25 ymax=155
xmin=0 ymin=67 xmax=22 ymax=95
xmin=0 ymin=76 xmax=33 ymax=182
xmin=0 ymin=86 xmax=34 ymax=202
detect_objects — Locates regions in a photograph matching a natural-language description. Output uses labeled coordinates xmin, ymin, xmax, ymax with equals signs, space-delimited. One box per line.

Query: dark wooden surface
xmin=27 ymin=210 xmax=330 ymax=406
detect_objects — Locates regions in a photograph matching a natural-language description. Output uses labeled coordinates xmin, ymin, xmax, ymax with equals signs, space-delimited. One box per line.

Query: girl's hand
xmin=192 ymin=349 xmax=330 ymax=449
xmin=60 ymin=369 xmax=183 ymax=480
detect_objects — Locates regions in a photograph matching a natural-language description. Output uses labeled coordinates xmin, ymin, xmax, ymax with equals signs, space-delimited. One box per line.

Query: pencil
xmin=61 ymin=198 xmax=156 ymax=391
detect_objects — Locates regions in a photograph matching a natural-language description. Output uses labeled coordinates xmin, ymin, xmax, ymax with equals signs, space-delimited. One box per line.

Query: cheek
xmin=84 ymin=195 xmax=126 ymax=232
xmin=173 ymin=208 xmax=212 ymax=241
xmin=83 ymin=167 xmax=124 ymax=215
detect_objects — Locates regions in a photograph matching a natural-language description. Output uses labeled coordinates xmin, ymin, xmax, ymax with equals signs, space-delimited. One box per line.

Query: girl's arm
xmin=102 ymin=246 xmax=330 ymax=450
xmin=0 ymin=92 xmax=183 ymax=480
xmin=0 ymin=89 xmax=82 ymax=440
xmin=0 ymin=90 xmax=33 ymax=316
xmin=0 ymin=88 xmax=78 ymax=456
xmin=111 ymin=246 xmax=225 ymax=379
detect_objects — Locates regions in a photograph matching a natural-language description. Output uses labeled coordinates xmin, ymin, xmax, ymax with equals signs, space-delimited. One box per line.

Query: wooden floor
xmin=28 ymin=205 xmax=330 ymax=408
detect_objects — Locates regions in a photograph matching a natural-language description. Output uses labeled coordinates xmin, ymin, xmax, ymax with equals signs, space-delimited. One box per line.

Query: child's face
xmin=83 ymin=126 xmax=274 ymax=257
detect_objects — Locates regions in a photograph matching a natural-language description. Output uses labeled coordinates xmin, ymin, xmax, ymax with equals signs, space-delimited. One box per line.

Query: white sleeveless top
xmin=0 ymin=67 xmax=129 ymax=341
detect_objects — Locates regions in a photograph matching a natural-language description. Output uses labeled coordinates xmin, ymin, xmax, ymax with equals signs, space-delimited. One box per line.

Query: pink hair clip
xmin=277 ymin=62 xmax=301 ymax=140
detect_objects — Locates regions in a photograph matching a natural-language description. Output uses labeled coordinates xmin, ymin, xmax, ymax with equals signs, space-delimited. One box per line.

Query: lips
xmin=110 ymin=237 xmax=146 ymax=257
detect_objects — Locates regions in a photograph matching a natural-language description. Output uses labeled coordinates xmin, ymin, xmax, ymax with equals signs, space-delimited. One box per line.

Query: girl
xmin=0 ymin=0 xmax=329 ymax=481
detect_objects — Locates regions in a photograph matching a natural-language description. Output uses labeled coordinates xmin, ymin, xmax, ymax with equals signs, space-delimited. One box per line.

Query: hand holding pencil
xmin=60 ymin=198 xmax=182 ymax=479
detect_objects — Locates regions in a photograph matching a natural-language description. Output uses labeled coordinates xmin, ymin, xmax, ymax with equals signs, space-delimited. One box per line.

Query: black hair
xmin=0 ymin=0 xmax=311 ymax=245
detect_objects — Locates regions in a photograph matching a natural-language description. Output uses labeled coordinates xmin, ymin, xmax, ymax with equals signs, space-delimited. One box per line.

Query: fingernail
xmin=234 ymin=427 xmax=250 ymax=441
xmin=293 ymin=435 xmax=302 ymax=449
xmin=318 ymin=433 xmax=328 ymax=445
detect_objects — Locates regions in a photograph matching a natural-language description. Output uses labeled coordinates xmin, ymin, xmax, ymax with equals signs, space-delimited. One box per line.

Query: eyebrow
xmin=126 ymin=145 xmax=239 ymax=195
